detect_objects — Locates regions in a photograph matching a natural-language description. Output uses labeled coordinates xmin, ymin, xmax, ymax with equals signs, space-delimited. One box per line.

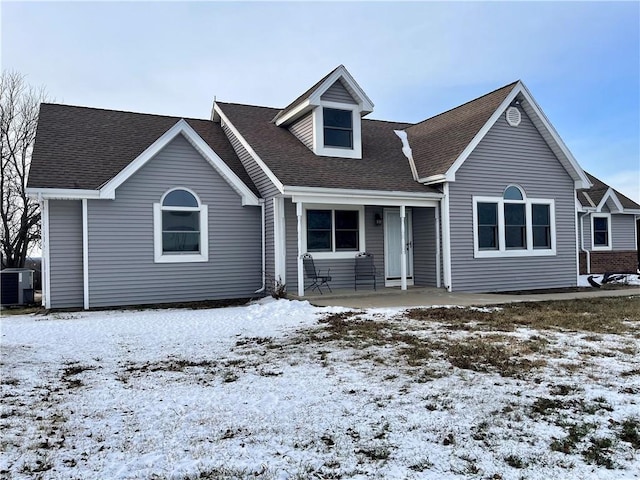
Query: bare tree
xmin=1 ymin=71 xmax=48 ymax=268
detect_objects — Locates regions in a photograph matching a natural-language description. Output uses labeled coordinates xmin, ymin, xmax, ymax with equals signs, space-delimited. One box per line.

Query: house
xmin=577 ymin=172 xmax=640 ymax=274
xmin=26 ymin=65 xmax=639 ymax=309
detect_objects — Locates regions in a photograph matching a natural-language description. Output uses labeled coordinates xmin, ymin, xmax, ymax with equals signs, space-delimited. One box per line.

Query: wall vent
xmin=506 ymin=106 xmax=522 ymax=127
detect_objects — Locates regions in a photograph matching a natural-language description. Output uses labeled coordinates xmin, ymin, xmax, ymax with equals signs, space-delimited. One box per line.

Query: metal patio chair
xmin=302 ymin=253 xmax=332 ymax=294
xmin=355 ymin=252 xmax=376 ymax=291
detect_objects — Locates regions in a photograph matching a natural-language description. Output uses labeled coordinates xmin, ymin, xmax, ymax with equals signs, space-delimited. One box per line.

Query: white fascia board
xmin=445 ymin=85 xmax=521 ymax=181
xmin=214 ymin=104 xmax=285 ymax=194
xmin=394 ymin=130 xmax=418 ymax=181
xmin=274 ymin=99 xmax=312 ymax=127
xmin=26 ymin=188 xmax=105 ymax=200
xmin=596 ymin=188 xmax=624 ymax=213
xmin=576 ymin=197 xmax=593 ymax=213
xmin=99 ymin=118 xmax=260 ymax=206
xmin=444 ymin=81 xmax=592 ymax=190
xmin=418 ymin=173 xmax=452 ymax=185
xmin=517 ymin=82 xmax=592 ymax=190
xmin=285 ymin=186 xmax=441 ymax=207
xmin=308 ymin=66 xmax=374 ymax=113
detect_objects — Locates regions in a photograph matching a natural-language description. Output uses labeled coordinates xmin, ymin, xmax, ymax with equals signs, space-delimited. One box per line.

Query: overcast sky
xmin=3 ymin=1 xmax=639 ymax=202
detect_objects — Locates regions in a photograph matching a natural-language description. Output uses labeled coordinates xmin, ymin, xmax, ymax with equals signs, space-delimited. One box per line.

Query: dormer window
xmin=323 ymin=108 xmax=353 ymax=148
xmin=312 ymin=103 xmax=362 ymax=159
xmin=275 ymin=66 xmax=374 ymax=160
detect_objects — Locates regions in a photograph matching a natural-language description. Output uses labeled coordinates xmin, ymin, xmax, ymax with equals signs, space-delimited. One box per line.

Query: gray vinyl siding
xmin=221 ymin=121 xmax=279 ymax=286
xmin=579 ymin=213 xmax=592 ymax=250
xmin=413 ymin=207 xmax=437 ymax=286
xmin=289 ymin=114 xmax=313 ymax=150
xmin=86 ymin=134 xmax=261 ymax=308
xmin=448 ymin=109 xmax=578 ymax=292
xmin=48 ymin=200 xmax=83 ymax=308
xmin=285 ymin=200 xmax=384 ymax=291
xmin=579 ymin=213 xmax=636 ymax=251
xmin=321 ymin=80 xmax=357 ymax=104
xmin=612 ymin=214 xmax=636 ymax=250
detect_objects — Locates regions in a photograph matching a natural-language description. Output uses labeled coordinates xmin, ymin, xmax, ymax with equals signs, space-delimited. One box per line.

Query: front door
xmin=384 ymin=208 xmax=414 ymax=287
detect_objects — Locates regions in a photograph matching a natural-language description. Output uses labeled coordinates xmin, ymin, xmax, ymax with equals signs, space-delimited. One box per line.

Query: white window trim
xmin=302 ymin=204 xmax=365 ymax=259
xmin=312 ymin=101 xmax=362 ymax=159
xmin=154 ymin=187 xmax=209 ymax=263
xmin=591 ymin=213 xmax=612 ymax=251
xmin=472 ymin=195 xmax=556 ymax=258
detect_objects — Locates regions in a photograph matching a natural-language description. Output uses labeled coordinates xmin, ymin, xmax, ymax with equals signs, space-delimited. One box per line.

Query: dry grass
xmin=298 ymin=297 xmax=639 ymax=379
xmin=406 ymin=297 xmax=640 ymax=334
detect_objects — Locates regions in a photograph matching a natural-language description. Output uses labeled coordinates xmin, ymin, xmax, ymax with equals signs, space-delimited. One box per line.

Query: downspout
xmin=580 ymin=212 xmax=591 ymax=274
xmin=82 ymin=199 xmax=89 ymax=310
xmin=441 ymin=183 xmax=452 ymax=292
xmin=254 ymin=199 xmax=266 ymax=294
xmin=435 ymin=203 xmax=441 ymax=289
xmin=38 ymin=194 xmax=49 ymax=308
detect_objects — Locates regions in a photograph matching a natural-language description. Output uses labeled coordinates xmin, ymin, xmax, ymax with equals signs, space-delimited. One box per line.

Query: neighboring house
xmin=26 ymin=65 xmax=637 ymax=309
xmin=576 ymin=172 xmax=640 ymax=274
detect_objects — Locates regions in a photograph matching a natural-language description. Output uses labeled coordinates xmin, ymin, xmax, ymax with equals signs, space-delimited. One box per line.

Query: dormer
xmin=274 ymin=65 xmax=374 ymax=159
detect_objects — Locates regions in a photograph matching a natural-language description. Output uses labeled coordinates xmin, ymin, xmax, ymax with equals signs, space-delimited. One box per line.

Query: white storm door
xmin=384 ymin=208 xmax=414 ymax=286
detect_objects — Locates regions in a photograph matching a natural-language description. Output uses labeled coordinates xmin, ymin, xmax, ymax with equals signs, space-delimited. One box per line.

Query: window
xmin=477 ymin=203 xmax=498 ymax=249
xmin=323 ymin=108 xmax=353 ymax=148
xmin=154 ymin=188 xmax=208 ymax=263
xmin=532 ymin=204 xmax=551 ymax=249
xmin=473 ymin=185 xmax=556 ymax=257
xmin=311 ymin=103 xmax=362 ymax=158
xmin=305 ymin=207 xmax=363 ymax=257
xmin=592 ymin=214 xmax=611 ymax=250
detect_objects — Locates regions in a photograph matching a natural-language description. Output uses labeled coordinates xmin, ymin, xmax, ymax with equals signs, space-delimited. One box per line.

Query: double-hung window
xmin=154 ymin=188 xmax=208 ymax=263
xmin=473 ymin=185 xmax=556 ymax=257
xmin=591 ymin=214 xmax=611 ymax=250
xmin=323 ymin=108 xmax=353 ymax=148
xmin=305 ymin=207 xmax=363 ymax=258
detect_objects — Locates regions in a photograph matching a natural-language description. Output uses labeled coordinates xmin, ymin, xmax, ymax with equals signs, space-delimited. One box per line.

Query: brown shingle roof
xmin=28 ymin=103 xmax=258 ymax=194
xmin=578 ymin=172 xmax=640 ymax=210
xmin=217 ymin=101 xmax=440 ymax=194
xmin=406 ymin=81 xmax=518 ymax=179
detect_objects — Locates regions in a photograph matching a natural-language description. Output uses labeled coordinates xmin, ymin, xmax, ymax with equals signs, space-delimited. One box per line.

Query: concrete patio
xmin=290 ymin=285 xmax=640 ymax=309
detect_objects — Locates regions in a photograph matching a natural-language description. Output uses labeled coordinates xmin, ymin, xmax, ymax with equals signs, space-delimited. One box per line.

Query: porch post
xmin=400 ymin=205 xmax=407 ymax=290
xmin=296 ymin=202 xmax=304 ymax=297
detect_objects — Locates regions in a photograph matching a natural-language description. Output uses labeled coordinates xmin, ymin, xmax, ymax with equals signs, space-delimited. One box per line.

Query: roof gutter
xmin=26 ymin=188 xmax=108 ymax=200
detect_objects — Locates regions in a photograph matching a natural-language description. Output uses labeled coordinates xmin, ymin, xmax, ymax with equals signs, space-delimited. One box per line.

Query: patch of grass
xmin=531 ymin=397 xmax=567 ymax=416
xmin=408 ymin=458 xmax=434 ymax=472
xmin=550 ymin=422 xmax=596 ymax=454
xmin=582 ymin=436 xmax=616 ymax=468
xmin=125 ymin=358 xmax=217 ymax=374
xmin=549 ymin=384 xmax=582 ymax=396
xmin=357 ymin=445 xmax=390 ymax=460
xmin=504 ymin=454 xmax=527 ymax=469
xmin=618 ymin=417 xmax=640 ymax=449
xmin=445 ymin=338 xmax=544 ymax=377
xmin=583 ymin=396 xmax=613 ymax=414
xmin=406 ymin=297 xmax=640 ymax=333
xmin=61 ymin=362 xmax=96 ymax=388
xmin=405 ymin=307 xmax=504 ymax=330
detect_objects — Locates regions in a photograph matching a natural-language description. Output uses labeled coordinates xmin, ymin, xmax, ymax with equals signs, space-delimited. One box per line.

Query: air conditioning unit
xmin=1 ymin=268 xmax=35 ymax=306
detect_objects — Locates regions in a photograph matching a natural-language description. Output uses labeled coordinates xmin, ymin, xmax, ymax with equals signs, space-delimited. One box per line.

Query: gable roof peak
xmin=274 ymin=65 xmax=374 ymax=126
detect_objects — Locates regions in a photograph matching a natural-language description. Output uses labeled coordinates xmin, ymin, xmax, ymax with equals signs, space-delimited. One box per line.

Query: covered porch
xmin=273 ymin=190 xmax=444 ymax=297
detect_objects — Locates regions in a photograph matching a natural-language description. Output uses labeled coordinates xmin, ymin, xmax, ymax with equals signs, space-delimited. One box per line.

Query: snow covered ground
xmin=578 ymin=273 xmax=640 ymax=288
xmin=1 ymin=298 xmax=639 ymax=479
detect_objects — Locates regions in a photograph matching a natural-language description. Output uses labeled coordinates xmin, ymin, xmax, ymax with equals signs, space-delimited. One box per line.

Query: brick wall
xmin=579 ymin=250 xmax=639 ymax=274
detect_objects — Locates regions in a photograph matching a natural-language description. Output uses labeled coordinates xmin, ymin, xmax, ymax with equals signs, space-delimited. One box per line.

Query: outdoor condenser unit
xmin=1 ymin=268 xmax=35 ymax=306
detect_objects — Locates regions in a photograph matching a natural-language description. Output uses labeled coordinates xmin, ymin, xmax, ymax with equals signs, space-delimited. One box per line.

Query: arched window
xmin=503 ymin=185 xmax=526 ymax=249
xmin=473 ymin=185 xmax=555 ymax=258
xmin=154 ymin=188 xmax=208 ymax=263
